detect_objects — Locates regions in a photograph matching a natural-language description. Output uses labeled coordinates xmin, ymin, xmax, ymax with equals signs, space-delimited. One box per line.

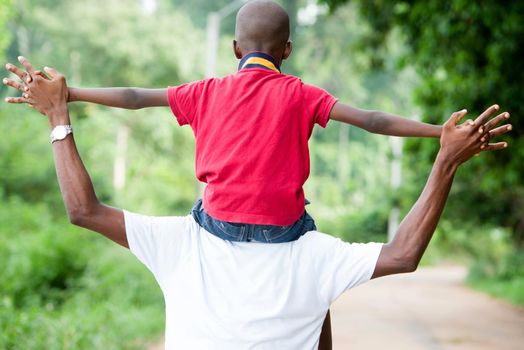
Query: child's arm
xmin=330 ymin=102 xmax=442 ymax=138
xmin=68 ymin=87 xmax=168 ymax=110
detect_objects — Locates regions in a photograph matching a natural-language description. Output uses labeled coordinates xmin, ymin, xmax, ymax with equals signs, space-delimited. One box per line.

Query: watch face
xmin=55 ymin=126 xmax=67 ymax=139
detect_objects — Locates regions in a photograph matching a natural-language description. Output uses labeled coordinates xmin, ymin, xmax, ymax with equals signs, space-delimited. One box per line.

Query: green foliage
xmin=0 ymin=0 xmax=13 ymax=62
xmin=1 ymin=1 xmax=202 ymax=346
xmin=0 ymin=197 xmax=164 ymax=349
xmin=12 ymin=0 xmax=197 ymax=86
xmin=319 ymin=0 xmax=524 ymax=245
xmin=468 ymin=276 xmax=524 ymax=306
xmin=315 ymin=205 xmax=388 ymax=243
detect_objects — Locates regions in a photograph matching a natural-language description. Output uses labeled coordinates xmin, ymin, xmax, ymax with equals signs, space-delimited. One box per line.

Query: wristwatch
xmin=50 ymin=125 xmax=73 ymax=143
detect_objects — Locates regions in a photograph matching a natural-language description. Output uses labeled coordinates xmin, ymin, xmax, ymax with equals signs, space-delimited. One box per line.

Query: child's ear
xmin=233 ymin=40 xmax=243 ymax=59
xmin=282 ymin=41 xmax=293 ymax=60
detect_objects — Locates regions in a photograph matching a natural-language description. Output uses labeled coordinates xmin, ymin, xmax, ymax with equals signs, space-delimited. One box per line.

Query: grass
xmin=468 ymin=276 xmax=524 ymax=306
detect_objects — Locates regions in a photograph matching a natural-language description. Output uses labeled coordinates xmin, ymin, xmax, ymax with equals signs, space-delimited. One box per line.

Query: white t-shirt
xmin=124 ymin=211 xmax=382 ymax=350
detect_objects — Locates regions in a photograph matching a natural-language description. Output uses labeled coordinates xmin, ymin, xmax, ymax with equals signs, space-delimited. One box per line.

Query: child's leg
xmin=190 ymin=198 xmax=317 ymax=243
xmin=253 ymin=208 xmax=315 ymax=243
xmin=319 ymin=310 xmax=332 ymax=350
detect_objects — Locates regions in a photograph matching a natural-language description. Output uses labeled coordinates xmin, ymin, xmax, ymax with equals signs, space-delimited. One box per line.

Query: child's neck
xmin=238 ymin=51 xmax=281 ymax=73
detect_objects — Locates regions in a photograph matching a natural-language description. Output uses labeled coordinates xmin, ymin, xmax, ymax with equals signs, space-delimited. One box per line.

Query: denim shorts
xmin=191 ymin=199 xmax=317 ymax=243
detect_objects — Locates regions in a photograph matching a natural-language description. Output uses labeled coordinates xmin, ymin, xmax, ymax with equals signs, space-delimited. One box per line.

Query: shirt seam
xmin=167 ymin=86 xmax=189 ymax=126
xmin=318 ymin=96 xmax=338 ymax=128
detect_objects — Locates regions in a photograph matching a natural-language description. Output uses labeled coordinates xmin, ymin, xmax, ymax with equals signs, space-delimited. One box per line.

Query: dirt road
xmin=330 ymin=265 xmax=524 ymax=350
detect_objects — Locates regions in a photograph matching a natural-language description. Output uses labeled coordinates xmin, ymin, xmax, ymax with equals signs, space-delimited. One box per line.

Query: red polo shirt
xmin=168 ymin=68 xmax=336 ymax=225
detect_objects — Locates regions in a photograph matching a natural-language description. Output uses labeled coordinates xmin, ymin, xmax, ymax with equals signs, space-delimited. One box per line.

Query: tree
xmin=0 ymin=0 xmax=13 ymax=62
xmin=319 ymin=0 xmax=524 ymax=245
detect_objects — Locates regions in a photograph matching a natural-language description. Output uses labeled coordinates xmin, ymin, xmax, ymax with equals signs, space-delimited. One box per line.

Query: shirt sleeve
xmin=124 ymin=210 xmax=193 ymax=287
xmin=314 ymin=235 xmax=383 ymax=304
xmin=167 ymin=79 xmax=208 ymax=127
xmin=302 ymin=83 xmax=338 ymax=128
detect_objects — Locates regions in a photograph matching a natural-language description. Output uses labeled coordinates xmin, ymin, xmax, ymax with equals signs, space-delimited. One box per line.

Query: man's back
xmin=167 ymin=65 xmax=336 ymax=226
xmin=124 ymin=211 xmax=381 ymax=349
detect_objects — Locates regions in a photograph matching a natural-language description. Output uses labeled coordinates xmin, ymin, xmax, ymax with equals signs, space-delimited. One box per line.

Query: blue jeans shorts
xmin=190 ymin=199 xmax=317 ymax=243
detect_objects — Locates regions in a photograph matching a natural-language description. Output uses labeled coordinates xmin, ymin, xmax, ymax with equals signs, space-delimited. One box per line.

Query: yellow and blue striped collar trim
xmin=238 ymin=52 xmax=281 ymax=73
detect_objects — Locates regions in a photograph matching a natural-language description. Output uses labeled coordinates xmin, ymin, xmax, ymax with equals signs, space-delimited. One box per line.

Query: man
xmin=4 ymin=59 xmax=511 ymax=349
xmin=2 ymin=1 xmax=485 ymax=346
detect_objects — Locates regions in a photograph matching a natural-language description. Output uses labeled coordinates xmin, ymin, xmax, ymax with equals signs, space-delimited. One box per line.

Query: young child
xmin=33 ymin=0 xmax=440 ymax=244
xmin=5 ymin=0 xmax=441 ymax=346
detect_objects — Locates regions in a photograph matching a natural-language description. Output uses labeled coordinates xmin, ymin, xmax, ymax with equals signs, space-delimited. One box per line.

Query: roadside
xmin=331 ymin=265 xmax=524 ymax=349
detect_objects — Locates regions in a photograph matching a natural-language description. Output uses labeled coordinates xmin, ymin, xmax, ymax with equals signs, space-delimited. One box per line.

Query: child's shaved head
xmin=234 ymin=0 xmax=291 ymax=61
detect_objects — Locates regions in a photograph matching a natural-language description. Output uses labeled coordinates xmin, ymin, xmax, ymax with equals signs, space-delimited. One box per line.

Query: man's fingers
xmin=2 ymin=77 xmax=27 ymax=92
xmin=489 ymin=124 xmax=512 ymax=138
xmin=482 ymin=142 xmax=508 ymax=152
xmin=484 ymin=112 xmax=510 ymax=131
xmin=454 ymin=109 xmax=468 ymax=125
xmin=18 ymin=56 xmax=35 ymax=75
xmin=445 ymin=109 xmax=468 ymax=128
xmin=4 ymin=96 xmax=30 ymax=104
xmin=34 ymin=70 xmax=50 ymax=80
xmin=5 ymin=63 xmax=28 ymax=80
xmin=474 ymin=104 xmax=499 ymax=125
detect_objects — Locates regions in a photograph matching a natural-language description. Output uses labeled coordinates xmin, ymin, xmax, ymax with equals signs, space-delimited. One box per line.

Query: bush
xmin=314 ymin=206 xmax=389 ymax=243
xmin=0 ymin=197 xmax=164 ymax=349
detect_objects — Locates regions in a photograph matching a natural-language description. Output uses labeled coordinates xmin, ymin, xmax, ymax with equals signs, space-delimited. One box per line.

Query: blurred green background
xmin=1 ymin=0 xmax=522 ymax=348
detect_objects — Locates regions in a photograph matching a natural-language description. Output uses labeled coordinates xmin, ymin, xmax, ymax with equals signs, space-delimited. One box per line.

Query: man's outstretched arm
xmin=372 ymin=105 xmax=511 ymax=278
xmin=48 ymin=106 xmax=128 ymax=247
xmin=4 ymin=56 xmax=168 ymax=110
xmin=5 ymin=60 xmax=128 ymax=247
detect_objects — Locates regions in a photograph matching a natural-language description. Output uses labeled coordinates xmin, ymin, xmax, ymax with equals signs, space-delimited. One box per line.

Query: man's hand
xmin=24 ymin=67 xmax=68 ymax=120
xmin=373 ymin=104 xmax=511 ymax=279
xmin=439 ymin=105 xmax=510 ymax=166
xmin=4 ymin=57 xmax=68 ymax=124
xmin=4 ymin=57 xmax=63 ymax=112
xmin=3 ymin=56 xmax=128 ymax=248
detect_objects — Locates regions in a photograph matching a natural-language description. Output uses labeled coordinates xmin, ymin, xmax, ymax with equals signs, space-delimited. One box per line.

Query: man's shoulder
xmin=124 ymin=210 xmax=199 ymax=237
xmin=297 ymin=231 xmax=383 ymax=256
xmin=296 ymin=230 xmax=344 ymax=249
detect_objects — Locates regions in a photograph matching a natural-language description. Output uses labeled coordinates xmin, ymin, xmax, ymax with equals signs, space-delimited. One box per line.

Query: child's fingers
xmin=3 ymin=77 xmax=27 ymax=92
xmin=5 ymin=63 xmax=29 ymax=81
xmin=18 ymin=56 xmax=36 ymax=75
xmin=445 ymin=109 xmax=468 ymax=128
xmin=4 ymin=96 xmax=30 ymax=104
xmin=482 ymin=142 xmax=508 ymax=152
